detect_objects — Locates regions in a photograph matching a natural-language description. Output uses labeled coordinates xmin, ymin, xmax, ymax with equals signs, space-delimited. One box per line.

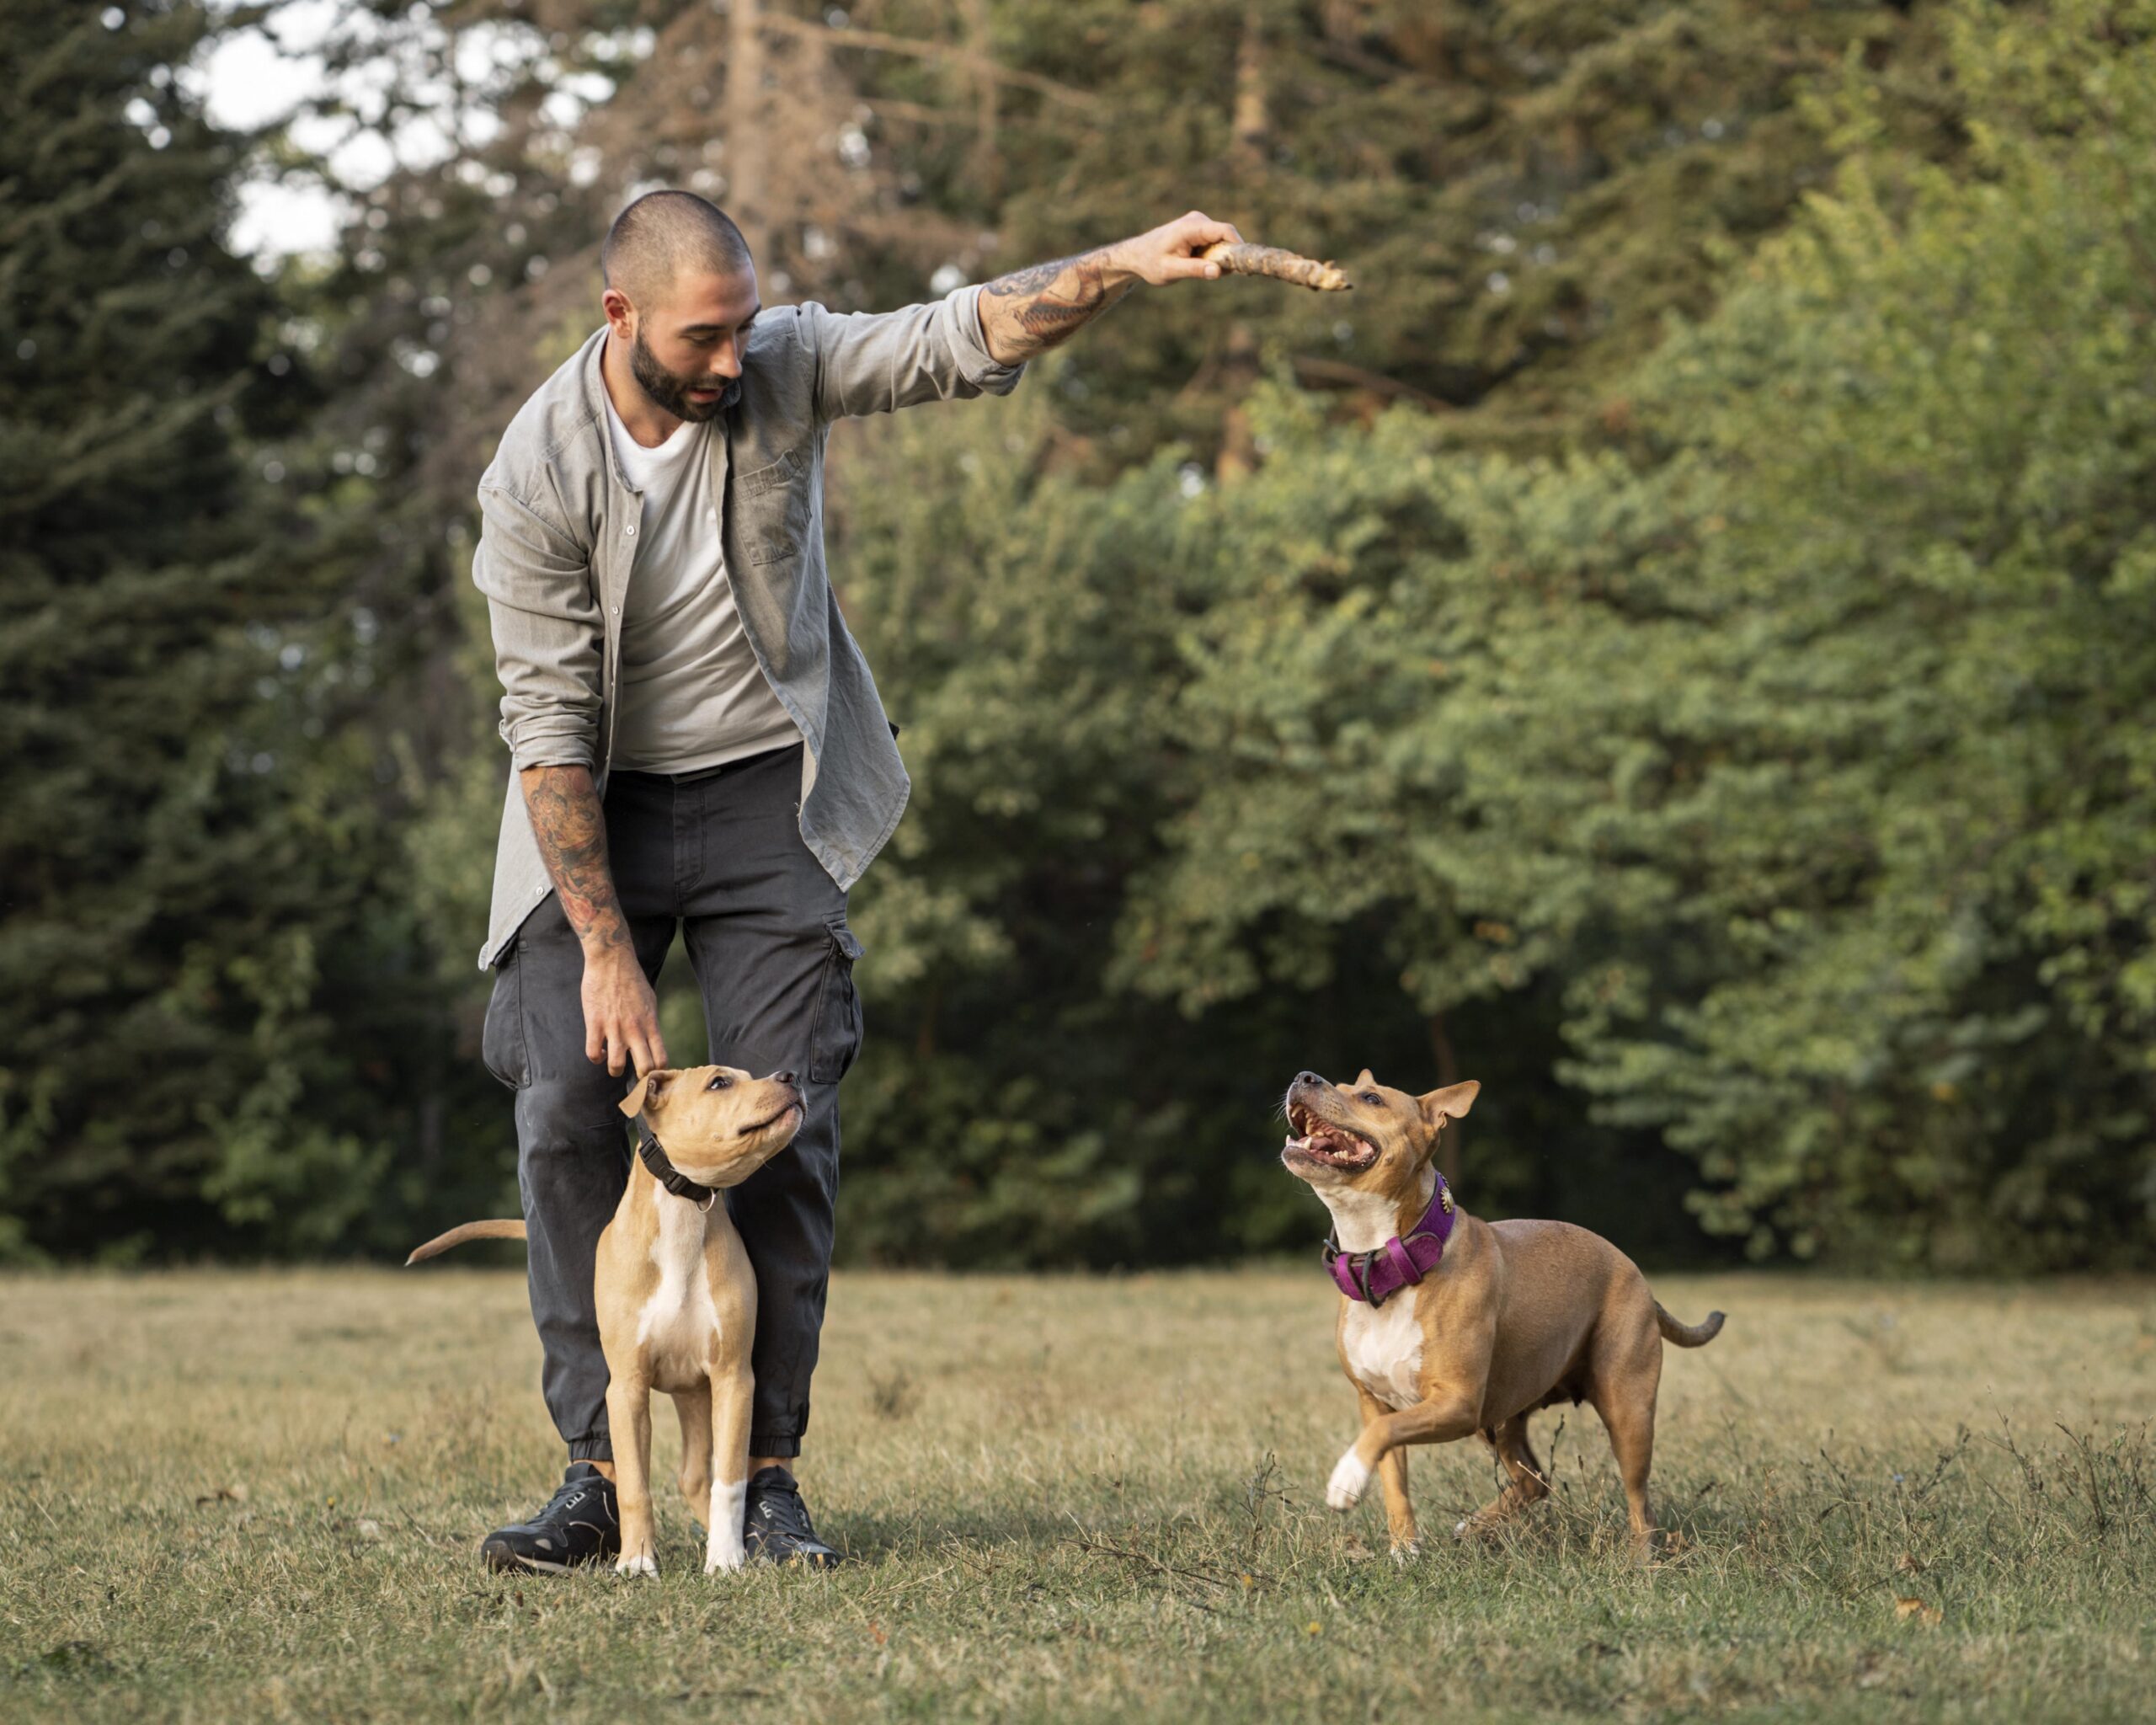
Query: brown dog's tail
xmin=1656 ymin=1302 xmax=1725 ymax=1348
xmin=406 ymin=1220 xmax=527 ymax=1265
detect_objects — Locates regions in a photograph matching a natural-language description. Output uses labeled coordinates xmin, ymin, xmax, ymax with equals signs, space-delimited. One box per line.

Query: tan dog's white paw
xmin=703 ymin=1546 xmax=745 ymax=1576
xmin=616 ymin=1551 xmax=659 ymax=1578
xmin=1326 ymin=1450 xmax=1371 ymax=1511
xmin=1389 ymin=1541 xmax=1422 ymax=1565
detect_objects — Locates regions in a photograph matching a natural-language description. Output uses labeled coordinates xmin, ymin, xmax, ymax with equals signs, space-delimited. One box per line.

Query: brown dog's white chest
xmin=1339 ymin=1295 xmax=1425 ymax=1411
xmin=627 ymin=1190 xmax=733 ymax=1393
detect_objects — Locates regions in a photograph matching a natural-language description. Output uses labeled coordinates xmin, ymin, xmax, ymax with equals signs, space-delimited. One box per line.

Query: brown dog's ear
xmin=617 ymin=1070 xmax=675 ymax=1119
xmin=1417 ymin=1080 xmax=1480 ymax=1133
xmin=1353 ymin=1068 xmax=1376 ymax=1090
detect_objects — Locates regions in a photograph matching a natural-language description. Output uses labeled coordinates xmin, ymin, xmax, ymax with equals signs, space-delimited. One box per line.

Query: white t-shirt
xmin=603 ymin=391 xmax=802 ymax=773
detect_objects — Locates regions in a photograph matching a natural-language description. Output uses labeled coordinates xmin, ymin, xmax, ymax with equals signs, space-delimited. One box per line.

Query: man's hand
xmin=519 ymin=763 xmax=669 ymax=1078
xmin=581 ymin=943 xmax=668 ymax=1078
xmin=1107 ymin=211 xmax=1246 ymax=287
xmin=977 ymin=211 xmax=1246 ymax=365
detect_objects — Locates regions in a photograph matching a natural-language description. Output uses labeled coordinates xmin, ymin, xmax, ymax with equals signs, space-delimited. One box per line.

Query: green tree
xmin=0 ymin=1 xmax=439 ymax=1258
xmin=1119 ymin=0 xmax=2156 ymax=1269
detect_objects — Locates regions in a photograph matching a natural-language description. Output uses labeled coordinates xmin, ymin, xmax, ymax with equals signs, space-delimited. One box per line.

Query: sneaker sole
xmin=481 ymin=1542 xmax=581 ymax=1576
xmin=745 ymin=1546 xmax=843 ymax=1570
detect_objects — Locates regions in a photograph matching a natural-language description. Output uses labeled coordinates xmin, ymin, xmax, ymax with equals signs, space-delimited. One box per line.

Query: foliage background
xmin=4 ymin=0 xmax=2152 ymax=1270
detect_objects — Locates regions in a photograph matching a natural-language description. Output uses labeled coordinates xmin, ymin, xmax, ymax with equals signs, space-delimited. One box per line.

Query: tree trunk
xmin=727 ymin=0 xmax=769 ymax=265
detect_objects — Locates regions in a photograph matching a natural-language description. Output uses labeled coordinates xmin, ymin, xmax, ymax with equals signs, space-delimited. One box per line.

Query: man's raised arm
xmin=974 ymin=211 xmax=1244 ymax=366
xmin=805 ymin=210 xmax=1242 ymax=419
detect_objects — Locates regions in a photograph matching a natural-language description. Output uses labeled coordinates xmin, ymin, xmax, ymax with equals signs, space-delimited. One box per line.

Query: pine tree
xmin=0 ymin=1 xmax=410 ymax=1256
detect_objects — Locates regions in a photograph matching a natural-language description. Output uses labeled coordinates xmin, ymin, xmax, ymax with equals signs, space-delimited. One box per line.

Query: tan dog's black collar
xmin=636 ymin=1119 xmax=718 ymax=1211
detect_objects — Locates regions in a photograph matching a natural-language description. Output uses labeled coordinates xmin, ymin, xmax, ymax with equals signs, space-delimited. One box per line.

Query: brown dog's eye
xmin=1360 ymin=1092 xmax=1381 ymax=1107
xmin=707 ymin=1074 xmax=732 ymax=1091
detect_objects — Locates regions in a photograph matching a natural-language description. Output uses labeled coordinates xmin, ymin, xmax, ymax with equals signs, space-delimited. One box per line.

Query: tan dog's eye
xmin=1359 ymin=1092 xmax=1381 ymax=1107
xmin=707 ymin=1073 xmax=733 ymax=1091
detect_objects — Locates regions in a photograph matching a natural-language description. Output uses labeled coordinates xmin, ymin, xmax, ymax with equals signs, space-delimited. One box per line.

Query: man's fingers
xmin=1161 ymin=254 xmax=1220 ymax=282
xmin=629 ymin=1026 xmax=667 ymax=1079
xmin=1176 ymin=211 xmax=1242 ymax=248
xmin=606 ymin=1025 xmax=629 ymax=1077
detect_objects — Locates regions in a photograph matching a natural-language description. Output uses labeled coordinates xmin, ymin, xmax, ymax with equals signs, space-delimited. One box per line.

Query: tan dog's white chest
xmin=1341 ymin=1295 xmax=1424 ymax=1411
xmin=635 ymin=1190 xmax=725 ymax=1392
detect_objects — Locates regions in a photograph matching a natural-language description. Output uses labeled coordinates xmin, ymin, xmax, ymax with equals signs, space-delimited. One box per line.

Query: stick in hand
xmin=1198 ymin=241 xmax=1353 ymax=291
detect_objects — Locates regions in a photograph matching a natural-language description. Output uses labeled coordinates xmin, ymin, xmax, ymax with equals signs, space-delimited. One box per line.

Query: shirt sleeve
xmin=471 ymin=480 xmax=603 ymax=771
xmin=802 ymin=283 xmax=1027 ymax=420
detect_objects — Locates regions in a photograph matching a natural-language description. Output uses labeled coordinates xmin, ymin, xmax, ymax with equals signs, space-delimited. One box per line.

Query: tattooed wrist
xmin=519 ymin=764 xmax=631 ymax=954
xmin=979 ymin=245 xmax=1136 ymax=363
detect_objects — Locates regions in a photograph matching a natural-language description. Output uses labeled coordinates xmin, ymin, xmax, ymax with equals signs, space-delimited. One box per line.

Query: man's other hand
xmin=582 ymin=945 xmax=668 ymax=1077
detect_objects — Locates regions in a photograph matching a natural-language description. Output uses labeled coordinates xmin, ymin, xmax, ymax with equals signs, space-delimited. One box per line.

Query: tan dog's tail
xmin=1656 ymin=1302 xmax=1725 ymax=1348
xmin=406 ymin=1220 xmax=527 ymax=1265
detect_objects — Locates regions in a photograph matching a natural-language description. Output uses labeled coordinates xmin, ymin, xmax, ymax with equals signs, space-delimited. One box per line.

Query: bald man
xmin=468 ymin=191 xmax=1243 ymax=1573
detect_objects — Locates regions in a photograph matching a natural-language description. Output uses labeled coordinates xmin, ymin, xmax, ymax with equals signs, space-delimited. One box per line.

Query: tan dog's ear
xmin=1417 ymin=1080 xmax=1480 ymax=1134
xmin=617 ymin=1070 xmax=675 ymax=1119
xmin=1354 ymin=1068 xmax=1375 ymax=1090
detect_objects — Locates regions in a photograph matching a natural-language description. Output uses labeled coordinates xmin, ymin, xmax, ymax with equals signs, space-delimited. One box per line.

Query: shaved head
xmin=601 ymin=190 xmax=753 ymax=312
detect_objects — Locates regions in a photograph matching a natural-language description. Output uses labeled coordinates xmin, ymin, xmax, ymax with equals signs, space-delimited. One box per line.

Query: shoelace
xmin=751 ymin=1479 xmax=818 ymax=1541
xmin=537 ymin=1476 xmax=611 ymax=1524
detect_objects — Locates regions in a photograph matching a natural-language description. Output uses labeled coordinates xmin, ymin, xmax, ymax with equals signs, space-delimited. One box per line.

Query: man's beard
xmin=629 ymin=326 xmax=741 ymax=422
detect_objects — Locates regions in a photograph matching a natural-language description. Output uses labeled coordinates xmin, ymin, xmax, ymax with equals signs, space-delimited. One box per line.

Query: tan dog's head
xmin=618 ymin=1065 xmax=803 ymax=1188
xmin=1280 ymin=1068 xmax=1478 ymax=1199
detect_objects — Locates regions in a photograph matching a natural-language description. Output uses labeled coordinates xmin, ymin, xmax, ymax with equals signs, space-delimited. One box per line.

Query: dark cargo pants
xmin=479 ymin=743 xmax=863 ymax=1461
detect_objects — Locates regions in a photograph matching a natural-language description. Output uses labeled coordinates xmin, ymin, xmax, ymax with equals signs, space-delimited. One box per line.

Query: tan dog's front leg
xmin=1354 ymin=1388 xmax=1419 ymax=1557
xmin=607 ymin=1377 xmax=659 ymax=1577
xmin=703 ymin=1361 xmax=754 ymax=1575
xmin=1327 ymin=1390 xmax=1480 ymax=1513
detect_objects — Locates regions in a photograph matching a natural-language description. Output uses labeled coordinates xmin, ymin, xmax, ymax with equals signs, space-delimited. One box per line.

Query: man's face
xmin=614 ymin=266 xmax=760 ymax=422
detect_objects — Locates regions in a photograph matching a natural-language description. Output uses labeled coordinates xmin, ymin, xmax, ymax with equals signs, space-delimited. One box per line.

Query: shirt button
xmin=610 ymin=606 xmax=620 ymax=616
xmin=625 ymin=525 xmax=636 ymax=536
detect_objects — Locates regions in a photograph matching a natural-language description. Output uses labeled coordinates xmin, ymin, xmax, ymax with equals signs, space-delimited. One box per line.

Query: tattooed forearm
xmin=520 ymin=764 xmax=631 ymax=954
xmin=979 ymin=247 xmax=1137 ymax=364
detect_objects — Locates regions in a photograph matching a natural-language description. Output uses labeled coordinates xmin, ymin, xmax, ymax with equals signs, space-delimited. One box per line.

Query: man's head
xmin=600 ymin=190 xmax=760 ymax=422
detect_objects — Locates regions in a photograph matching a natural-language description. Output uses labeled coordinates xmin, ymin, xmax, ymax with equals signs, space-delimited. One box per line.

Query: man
xmin=469 ymin=190 xmax=1243 ymax=1572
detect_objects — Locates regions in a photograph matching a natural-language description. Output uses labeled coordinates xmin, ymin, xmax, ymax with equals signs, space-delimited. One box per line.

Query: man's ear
xmin=617 ymin=1070 xmax=675 ymax=1119
xmin=1417 ymin=1080 xmax=1480 ymax=1135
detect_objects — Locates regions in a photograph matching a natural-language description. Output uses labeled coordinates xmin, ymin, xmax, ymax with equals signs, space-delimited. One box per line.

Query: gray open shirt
xmin=470 ymin=284 xmax=1026 ymax=969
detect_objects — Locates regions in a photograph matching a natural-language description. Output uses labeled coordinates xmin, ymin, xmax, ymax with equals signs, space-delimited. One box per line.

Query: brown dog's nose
xmin=1294 ymin=1071 xmax=1322 ymax=1089
xmin=775 ymin=1071 xmax=798 ymax=1087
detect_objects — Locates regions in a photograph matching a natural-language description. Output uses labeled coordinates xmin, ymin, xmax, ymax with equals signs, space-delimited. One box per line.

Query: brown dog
xmin=1282 ymin=1068 xmax=1722 ymax=1558
xmin=408 ymin=1063 xmax=802 ymax=1575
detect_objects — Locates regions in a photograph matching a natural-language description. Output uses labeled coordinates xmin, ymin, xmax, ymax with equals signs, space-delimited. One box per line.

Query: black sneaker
xmin=743 ymin=1466 xmax=843 ymax=1569
xmin=480 ymin=1462 xmax=620 ymax=1574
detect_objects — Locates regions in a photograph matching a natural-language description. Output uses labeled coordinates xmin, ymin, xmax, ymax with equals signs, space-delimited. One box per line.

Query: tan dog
xmin=1282 ymin=1068 xmax=1723 ymax=1558
xmin=408 ymin=1064 xmax=802 ymax=1575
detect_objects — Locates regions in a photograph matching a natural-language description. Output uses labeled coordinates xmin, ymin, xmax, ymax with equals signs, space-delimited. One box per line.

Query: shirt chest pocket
xmin=739 ymin=446 xmax=812 ymax=566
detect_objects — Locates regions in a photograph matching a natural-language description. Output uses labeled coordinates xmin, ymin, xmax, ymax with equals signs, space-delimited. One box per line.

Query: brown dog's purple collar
xmin=1323 ymin=1174 xmax=1456 ymax=1306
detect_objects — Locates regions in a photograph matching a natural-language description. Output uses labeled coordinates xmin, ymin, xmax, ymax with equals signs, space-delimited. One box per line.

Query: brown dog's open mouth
xmin=1283 ymin=1103 xmax=1378 ymax=1172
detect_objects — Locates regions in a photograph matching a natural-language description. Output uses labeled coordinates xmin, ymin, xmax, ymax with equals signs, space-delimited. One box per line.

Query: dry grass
xmin=1 ymin=1268 xmax=2152 ymax=1722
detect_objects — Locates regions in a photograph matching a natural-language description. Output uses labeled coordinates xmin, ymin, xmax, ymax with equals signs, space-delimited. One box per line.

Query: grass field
xmin=2 ymin=1267 xmax=2152 ymax=1722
